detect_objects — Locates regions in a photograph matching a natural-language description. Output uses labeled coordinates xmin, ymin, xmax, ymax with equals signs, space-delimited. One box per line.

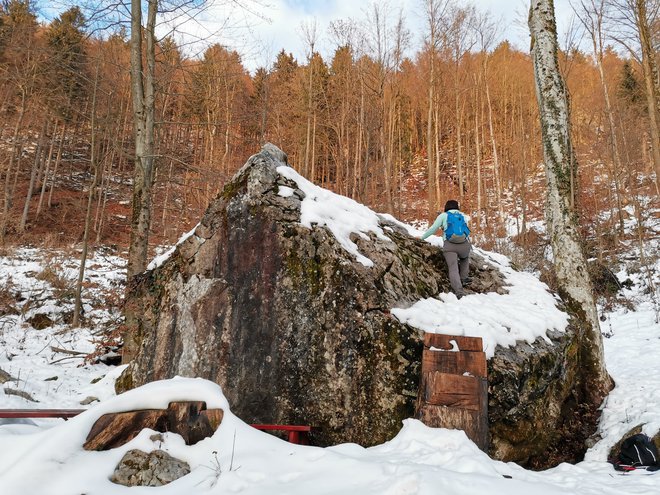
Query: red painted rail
xmin=0 ymin=409 xmax=84 ymax=419
xmin=0 ymin=409 xmax=312 ymax=444
xmin=250 ymin=423 xmax=311 ymax=444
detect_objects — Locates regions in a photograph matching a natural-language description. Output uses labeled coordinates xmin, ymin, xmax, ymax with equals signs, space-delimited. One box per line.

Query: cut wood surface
xmin=424 ymin=334 xmax=483 ymax=352
xmin=416 ymin=404 xmax=489 ymax=450
xmin=422 ymin=350 xmax=487 ymax=378
xmin=417 ymin=332 xmax=488 ymax=451
xmin=422 ymin=372 xmax=487 ymax=411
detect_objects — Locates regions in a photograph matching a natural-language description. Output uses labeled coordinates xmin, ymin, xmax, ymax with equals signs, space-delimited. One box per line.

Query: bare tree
xmin=300 ymin=18 xmax=318 ymax=180
xmin=422 ymin=0 xmax=450 ymax=222
xmin=529 ymin=0 xmax=612 ymax=408
xmin=73 ymin=64 xmax=101 ymax=328
xmin=607 ymin=0 xmax=660 ymax=190
xmin=572 ymin=0 xmax=625 ymax=231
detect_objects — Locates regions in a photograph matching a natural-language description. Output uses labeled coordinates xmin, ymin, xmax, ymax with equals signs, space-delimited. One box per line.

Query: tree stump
xmin=84 ymin=401 xmax=224 ymax=451
xmin=416 ymin=333 xmax=488 ymax=450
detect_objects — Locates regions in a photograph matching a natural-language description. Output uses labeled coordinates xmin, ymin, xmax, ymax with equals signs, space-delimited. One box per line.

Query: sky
xmin=1 ymin=151 xmax=660 ymax=493
xmin=158 ymin=0 xmax=578 ymax=72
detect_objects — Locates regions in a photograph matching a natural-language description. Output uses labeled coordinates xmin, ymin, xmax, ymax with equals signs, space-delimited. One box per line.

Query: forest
xmin=0 ymin=0 xmax=658 ymax=276
xmin=1 ymin=1 xmax=660 ymax=492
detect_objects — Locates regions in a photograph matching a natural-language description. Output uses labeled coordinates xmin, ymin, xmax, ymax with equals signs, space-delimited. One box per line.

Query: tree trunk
xmin=19 ymin=119 xmax=49 ymax=232
xmin=73 ymin=65 xmax=101 ymax=328
xmin=124 ymin=0 xmax=158 ymax=363
xmin=426 ymin=38 xmax=437 ymax=222
xmin=635 ymin=0 xmax=660 ymax=191
xmin=1 ymin=92 xmax=27 ymax=241
xmin=485 ymin=79 xmax=503 ymax=220
xmin=528 ymin=0 xmax=612 ymax=407
xmin=48 ymin=124 xmax=66 ymax=209
xmin=575 ymin=0 xmax=625 ymax=232
xmin=36 ymin=121 xmax=59 ymax=219
xmin=474 ymin=83 xmax=482 ymax=228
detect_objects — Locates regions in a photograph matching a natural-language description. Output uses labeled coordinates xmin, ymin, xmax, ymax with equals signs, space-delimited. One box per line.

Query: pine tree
xmin=45 ymin=6 xmax=88 ymax=120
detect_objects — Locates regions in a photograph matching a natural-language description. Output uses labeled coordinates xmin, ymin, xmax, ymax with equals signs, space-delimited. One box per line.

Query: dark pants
xmin=442 ymin=240 xmax=471 ymax=296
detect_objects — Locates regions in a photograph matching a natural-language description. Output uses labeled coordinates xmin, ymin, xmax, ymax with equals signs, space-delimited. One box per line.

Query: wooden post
xmin=416 ymin=333 xmax=489 ymax=451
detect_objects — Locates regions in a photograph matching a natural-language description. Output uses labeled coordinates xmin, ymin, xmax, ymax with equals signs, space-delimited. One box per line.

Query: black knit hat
xmin=444 ymin=200 xmax=459 ymax=212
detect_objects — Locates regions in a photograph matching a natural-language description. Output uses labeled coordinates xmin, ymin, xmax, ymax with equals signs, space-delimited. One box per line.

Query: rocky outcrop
xmin=489 ymin=330 xmax=585 ymax=467
xmin=117 ymin=145 xmax=602 ymax=467
xmin=111 ymin=449 xmax=190 ymax=487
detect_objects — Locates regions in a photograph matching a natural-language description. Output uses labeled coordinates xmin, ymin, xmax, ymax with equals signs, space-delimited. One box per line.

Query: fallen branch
xmin=49 ymin=355 xmax=85 ymax=365
xmin=3 ymin=387 xmax=37 ymax=402
xmin=50 ymin=346 xmax=87 ymax=356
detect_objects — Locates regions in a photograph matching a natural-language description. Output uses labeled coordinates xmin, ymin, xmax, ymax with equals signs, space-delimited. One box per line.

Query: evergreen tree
xmin=618 ymin=61 xmax=642 ymax=106
xmin=45 ymin=6 xmax=88 ymax=120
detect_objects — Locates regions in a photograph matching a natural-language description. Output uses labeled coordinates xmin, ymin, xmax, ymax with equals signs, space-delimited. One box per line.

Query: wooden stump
xmin=84 ymin=401 xmax=224 ymax=451
xmin=416 ymin=334 xmax=488 ymax=451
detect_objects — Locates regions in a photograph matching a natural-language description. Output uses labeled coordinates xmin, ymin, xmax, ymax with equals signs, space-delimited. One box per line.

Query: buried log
xmin=84 ymin=401 xmax=224 ymax=451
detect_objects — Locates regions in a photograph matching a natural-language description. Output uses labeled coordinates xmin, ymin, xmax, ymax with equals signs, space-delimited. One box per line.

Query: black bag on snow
xmin=615 ymin=434 xmax=660 ymax=471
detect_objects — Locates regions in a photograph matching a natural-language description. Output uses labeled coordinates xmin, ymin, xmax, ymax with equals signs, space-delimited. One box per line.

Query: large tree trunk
xmin=528 ymin=0 xmax=612 ymax=407
xmin=634 ymin=0 xmax=660 ymax=190
xmin=124 ymin=0 xmax=158 ymax=362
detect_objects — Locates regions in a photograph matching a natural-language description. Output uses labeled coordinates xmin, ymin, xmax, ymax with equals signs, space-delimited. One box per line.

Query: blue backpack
xmin=445 ymin=211 xmax=470 ymax=244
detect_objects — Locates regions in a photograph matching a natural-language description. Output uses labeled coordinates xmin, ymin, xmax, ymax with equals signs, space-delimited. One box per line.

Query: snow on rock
xmin=277 ymin=165 xmax=391 ymax=267
xmin=392 ymin=248 xmax=569 ymax=358
xmin=147 ymin=223 xmax=202 ymax=271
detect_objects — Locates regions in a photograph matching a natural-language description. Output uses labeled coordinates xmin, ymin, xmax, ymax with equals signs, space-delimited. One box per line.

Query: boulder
xmin=117 ymin=145 xmax=603 ymax=467
xmin=111 ymin=449 xmax=190 ymax=487
xmin=489 ymin=330 xmax=585 ymax=467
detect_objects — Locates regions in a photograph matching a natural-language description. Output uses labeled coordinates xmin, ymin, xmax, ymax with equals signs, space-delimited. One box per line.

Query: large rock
xmin=111 ymin=449 xmax=190 ymax=487
xmin=117 ymin=145 xmax=601 ymax=467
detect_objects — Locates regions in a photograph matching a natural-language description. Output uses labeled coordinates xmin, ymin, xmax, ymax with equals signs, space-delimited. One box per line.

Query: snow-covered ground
xmin=1 ymin=241 xmax=658 ymax=494
xmin=1 ymin=168 xmax=659 ymax=493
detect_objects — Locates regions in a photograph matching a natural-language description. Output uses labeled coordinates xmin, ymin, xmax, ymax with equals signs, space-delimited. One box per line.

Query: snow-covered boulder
xmin=116 ymin=145 xmax=603 ymax=467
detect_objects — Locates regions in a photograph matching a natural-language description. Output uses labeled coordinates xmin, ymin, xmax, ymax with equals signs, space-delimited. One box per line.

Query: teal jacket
xmin=421 ymin=210 xmax=463 ymax=240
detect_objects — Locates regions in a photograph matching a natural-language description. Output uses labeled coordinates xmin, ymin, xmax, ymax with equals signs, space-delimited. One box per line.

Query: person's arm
xmin=421 ymin=213 xmax=446 ymax=240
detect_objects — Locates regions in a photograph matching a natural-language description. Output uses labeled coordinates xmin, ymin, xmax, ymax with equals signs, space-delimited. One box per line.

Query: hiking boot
xmin=456 ymin=292 xmax=465 ymax=300
xmin=461 ymin=277 xmax=472 ymax=286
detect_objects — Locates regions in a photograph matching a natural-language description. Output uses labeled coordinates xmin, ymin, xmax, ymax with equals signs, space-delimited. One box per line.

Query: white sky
xmin=161 ymin=0 xmax=577 ymax=72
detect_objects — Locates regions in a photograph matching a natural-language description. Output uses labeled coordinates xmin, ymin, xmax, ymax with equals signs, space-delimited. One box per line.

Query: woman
xmin=421 ymin=199 xmax=471 ymax=299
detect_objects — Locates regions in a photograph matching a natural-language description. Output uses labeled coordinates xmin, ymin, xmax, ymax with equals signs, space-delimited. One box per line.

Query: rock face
xmin=489 ymin=330 xmax=586 ymax=467
xmin=111 ymin=449 xmax=190 ymax=487
xmin=117 ymin=145 xmax=601 ymax=467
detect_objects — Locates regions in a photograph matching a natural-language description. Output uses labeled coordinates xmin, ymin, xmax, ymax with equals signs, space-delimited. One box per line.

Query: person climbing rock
xmin=420 ymin=199 xmax=472 ymax=299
